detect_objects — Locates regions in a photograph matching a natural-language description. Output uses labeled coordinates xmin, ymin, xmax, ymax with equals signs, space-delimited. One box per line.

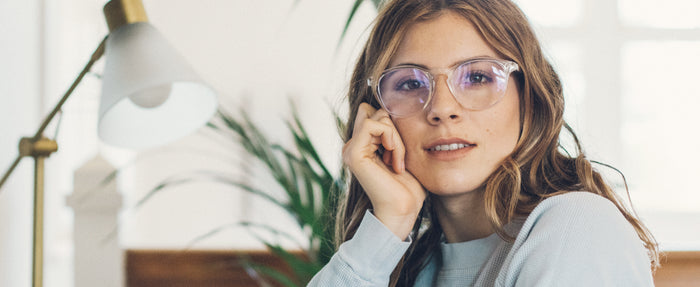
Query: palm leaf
xmin=186 ymin=221 xmax=307 ymax=251
xmin=133 ymin=171 xmax=293 ymax=220
xmin=140 ymin=103 xmax=344 ymax=285
xmin=127 ymin=0 xmax=386 ymax=282
xmin=264 ymin=242 xmax=320 ymax=282
xmin=245 ymin=263 xmax=300 ymax=287
xmin=245 ymin=224 xmax=322 ymax=285
xmin=337 ymin=0 xmax=383 ymax=47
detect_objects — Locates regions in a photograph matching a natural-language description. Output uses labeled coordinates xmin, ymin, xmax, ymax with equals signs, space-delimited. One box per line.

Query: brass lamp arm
xmin=0 ymin=156 xmax=22 ymax=191
xmin=0 ymin=34 xmax=109 ymax=287
xmin=0 ymin=35 xmax=107 ymax=191
xmin=32 ymin=36 xmax=107 ymax=141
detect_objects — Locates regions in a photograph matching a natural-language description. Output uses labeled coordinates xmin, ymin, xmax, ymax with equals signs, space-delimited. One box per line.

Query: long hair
xmin=335 ymin=0 xmax=659 ymax=285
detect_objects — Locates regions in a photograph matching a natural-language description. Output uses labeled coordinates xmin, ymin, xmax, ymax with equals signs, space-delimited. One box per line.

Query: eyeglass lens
xmin=377 ymin=60 xmax=511 ymax=116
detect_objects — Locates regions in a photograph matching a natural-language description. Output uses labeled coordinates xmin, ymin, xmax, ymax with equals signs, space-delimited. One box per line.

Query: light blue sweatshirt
xmin=308 ymin=192 xmax=654 ymax=286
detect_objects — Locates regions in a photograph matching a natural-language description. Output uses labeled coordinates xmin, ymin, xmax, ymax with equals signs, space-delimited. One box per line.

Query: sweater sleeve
xmin=499 ymin=192 xmax=654 ymax=287
xmin=307 ymin=210 xmax=411 ymax=286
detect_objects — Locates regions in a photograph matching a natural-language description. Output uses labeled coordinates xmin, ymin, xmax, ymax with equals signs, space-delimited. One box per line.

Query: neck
xmin=433 ymin=189 xmax=493 ymax=243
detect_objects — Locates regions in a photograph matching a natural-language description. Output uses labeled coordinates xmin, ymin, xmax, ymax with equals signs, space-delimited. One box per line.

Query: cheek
xmin=489 ymin=94 xmax=521 ymax=154
xmin=476 ymin=93 xmax=520 ymax=159
xmin=394 ymin=122 xmax=417 ymax=148
xmin=392 ymin=119 xmax=423 ymax=164
xmin=490 ymin=123 xmax=519 ymax=159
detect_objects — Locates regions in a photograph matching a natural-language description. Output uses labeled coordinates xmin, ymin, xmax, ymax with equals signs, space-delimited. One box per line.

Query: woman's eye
xmin=398 ymin=79 xmax=425 ymax=90
xmin=462 ymin=72 xmax=492 ymax=86
xmin=469 ymin=74 xmax=484 ymax=83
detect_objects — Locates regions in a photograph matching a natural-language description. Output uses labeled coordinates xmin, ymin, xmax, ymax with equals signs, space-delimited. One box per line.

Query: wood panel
xmin=126 ymin=249 xmax=700 ymax=286
xmin=126 ymin=249 xmax=300 ymax=287
xmin=654 ymin=251 xmax=700 ymax=287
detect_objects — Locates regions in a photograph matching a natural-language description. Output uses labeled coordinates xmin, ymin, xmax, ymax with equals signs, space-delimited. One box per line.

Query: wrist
xmin=372 ymin=209 xmax=420 ymax=240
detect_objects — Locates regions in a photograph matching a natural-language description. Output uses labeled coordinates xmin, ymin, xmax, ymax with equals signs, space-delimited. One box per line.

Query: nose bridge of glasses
xmin=433 ymin=66 xmax=467 ymax=94
xmin=424 ymin=65 xmax=451 ymax=87
xmin=429 ymin=66 xmax=452 ymax=81
xmin=429 ymin=69 xmax=461 ymax=109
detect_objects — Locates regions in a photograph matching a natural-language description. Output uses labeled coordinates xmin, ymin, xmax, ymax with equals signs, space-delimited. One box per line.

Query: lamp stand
xmin=0 ymin=1 xmax=201 ymax=286
xmin=20 ymin=137 xmax=58 ymax=287
xmin=0 ymin=38 xmax=105 ymax=287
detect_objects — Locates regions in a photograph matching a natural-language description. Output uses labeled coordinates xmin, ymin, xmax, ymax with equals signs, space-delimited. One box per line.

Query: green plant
xmin=134 ymin=1 xmax=387 ymax=284
xmin=339 ymin=0 xmax=383 ymax=45
xmin=137 ymin=105 xmax=345 ymax=286
xmin=214 ymin=106 xmax=346 ymax=285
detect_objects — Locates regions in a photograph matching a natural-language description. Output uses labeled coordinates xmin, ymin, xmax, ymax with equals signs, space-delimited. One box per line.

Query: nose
xmin=426 ymin=75 xmax=462 ymax=124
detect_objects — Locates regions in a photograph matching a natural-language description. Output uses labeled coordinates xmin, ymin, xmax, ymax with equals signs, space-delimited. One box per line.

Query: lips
xmin=425 ymin=138 xmax=476 ymax=152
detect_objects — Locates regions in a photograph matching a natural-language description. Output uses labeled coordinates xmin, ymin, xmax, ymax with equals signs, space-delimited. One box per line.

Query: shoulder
xmin=510 ymin=191 xmax=633 ymax=247
xmin=497 ymin=192 xmax=653 ymax=286
xmin=526 ymin=191 xmax=625 ymax=232
xmin=515 ymin=191 xmax=641 ymax=254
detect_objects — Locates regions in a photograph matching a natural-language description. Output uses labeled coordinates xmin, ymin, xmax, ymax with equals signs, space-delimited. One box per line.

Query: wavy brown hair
xmin=335 ymin=0 xmax=659 ymax=285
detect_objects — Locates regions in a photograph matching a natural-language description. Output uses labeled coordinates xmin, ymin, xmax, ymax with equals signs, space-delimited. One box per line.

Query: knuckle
xmin=360 ymin=118 xmax=378 ymax=133
xmin=358 ymin=103 xmax=374 ymax=115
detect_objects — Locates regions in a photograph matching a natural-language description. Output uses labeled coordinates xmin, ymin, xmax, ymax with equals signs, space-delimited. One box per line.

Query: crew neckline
xmin=440 ymin=232 xmax=503 ymax=269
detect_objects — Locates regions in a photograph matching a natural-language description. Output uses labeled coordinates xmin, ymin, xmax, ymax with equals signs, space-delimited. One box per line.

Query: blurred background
xmin=1 ymin=0 xmax=699 ymax=286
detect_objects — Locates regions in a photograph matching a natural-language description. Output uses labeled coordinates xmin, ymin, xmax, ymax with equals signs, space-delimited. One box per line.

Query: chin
xmin=421 ymin=177 xmax=487 ymax=196
xmin=408 ymin=162 xmax=495 ymax=196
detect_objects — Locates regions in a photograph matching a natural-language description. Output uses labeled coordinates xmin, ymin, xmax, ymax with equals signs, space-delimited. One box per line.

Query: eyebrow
xmin=392 ymin=55 xmax=496 ymax=70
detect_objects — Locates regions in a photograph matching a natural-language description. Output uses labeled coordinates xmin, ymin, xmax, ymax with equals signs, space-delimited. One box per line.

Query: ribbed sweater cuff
xmin=337 ymin=210 xmax=411 ymax=283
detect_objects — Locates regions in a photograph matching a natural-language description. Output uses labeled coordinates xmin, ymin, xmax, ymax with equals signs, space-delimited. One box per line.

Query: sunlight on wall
xmin=515 ymin=0 xmax=700 ymax=250
xmin=516 ymin=0 xmax=582 ymax=26
xmin=619 ymin=0 xmax=700 ymax=28
xmin=621 ymin=41 xmax=700 ymax=213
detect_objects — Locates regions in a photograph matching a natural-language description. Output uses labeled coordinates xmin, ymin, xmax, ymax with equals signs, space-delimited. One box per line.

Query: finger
xmin=370 ymin=110 xmax=397 ymax=151
xmin=365 ymin=121 xmax=395 ymax=150
xmin=382 ymin=146 xmax=392 ymax=167
xmin=349 ymin=106 xmax=402 ymax=171
xmin=376 ymin=115 xmax=405 ymax=173
xmin=350 ymin=119 xmax=397 ymax=158
xmin=392 ymin=132 xmax=406 ymax=173
xmin=358 ymin=108 xmax=393 ymax=144
xmin=369 ymin=107 xmax=391 ymax=121
xmin=375 ymin=115 xmax=394 ymax=148
xmin=353 ymin=103 xmax=377 ymax=138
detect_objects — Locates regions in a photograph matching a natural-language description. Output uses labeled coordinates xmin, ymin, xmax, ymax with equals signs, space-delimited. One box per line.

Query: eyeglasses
xmin=368 ymin=58 xmax=519 ymax=117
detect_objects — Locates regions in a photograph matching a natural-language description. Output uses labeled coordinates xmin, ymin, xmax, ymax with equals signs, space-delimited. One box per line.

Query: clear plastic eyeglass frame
xmin=367 ymin=58 xmax=520 ymax=117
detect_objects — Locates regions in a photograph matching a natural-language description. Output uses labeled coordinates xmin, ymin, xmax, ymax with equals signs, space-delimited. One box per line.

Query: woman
xmin=309 ymin=0 xmax=659 ymax=286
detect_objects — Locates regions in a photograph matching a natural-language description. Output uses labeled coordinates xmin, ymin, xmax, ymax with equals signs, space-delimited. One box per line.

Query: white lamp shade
xmin=99 ymin=22 xmax=218 ymax=148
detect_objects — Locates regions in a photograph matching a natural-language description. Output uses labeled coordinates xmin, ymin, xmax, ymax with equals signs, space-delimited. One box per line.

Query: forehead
xmin=389 ymin=11 xmax=498 ymax=68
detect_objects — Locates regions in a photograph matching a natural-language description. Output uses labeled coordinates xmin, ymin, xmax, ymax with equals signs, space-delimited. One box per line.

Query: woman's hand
xmin=342 ymin=103 xmax=427 ymax=239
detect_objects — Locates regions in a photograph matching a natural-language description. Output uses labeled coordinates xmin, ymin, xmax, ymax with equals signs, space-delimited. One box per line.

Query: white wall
xmin=1 ymin=0 xmax=376 ymax=286
xmin=0 ymin=1 xmax=42 ymax=287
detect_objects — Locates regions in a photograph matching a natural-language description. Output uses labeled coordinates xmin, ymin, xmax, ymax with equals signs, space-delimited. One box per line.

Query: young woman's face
xmin=389 ymin=11 xmax=521 ymax=195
